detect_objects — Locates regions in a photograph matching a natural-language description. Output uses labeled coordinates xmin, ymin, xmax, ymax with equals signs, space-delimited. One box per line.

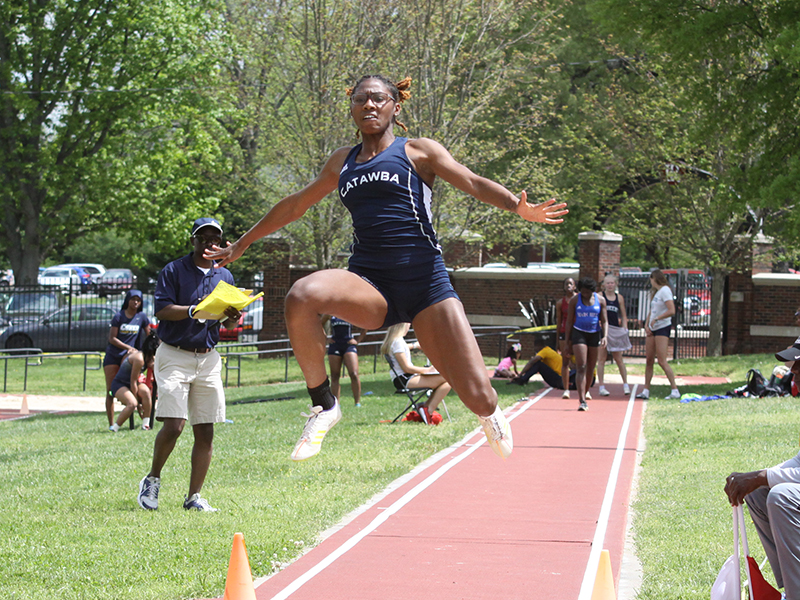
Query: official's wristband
xmin=188 ymin=305 xmax=196 ymax=318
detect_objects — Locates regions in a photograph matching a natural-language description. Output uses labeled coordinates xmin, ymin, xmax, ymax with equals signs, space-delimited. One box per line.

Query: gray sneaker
xmin=137 ymin=475 xmax=160 ymax=510
xmin=183 ymin=493 xmax=218 ymax=512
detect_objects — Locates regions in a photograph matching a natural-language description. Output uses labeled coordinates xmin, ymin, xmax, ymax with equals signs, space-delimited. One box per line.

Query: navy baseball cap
xmin=191 ymin=218 xmax=223 ymax=236
xmin=776 ymin=342 xmax=800 ymax=362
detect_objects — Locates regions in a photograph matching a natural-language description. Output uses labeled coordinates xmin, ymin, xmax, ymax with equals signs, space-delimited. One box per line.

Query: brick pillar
xmin=259 ymin=238 xmax=291 ymax=342
xmin=578 ymin=231 xmax=622 ymax=284
xmin=723 ymin=233 xmax=773 ymax=354
xmin=752 ymin=233 xmax=773 ymax=275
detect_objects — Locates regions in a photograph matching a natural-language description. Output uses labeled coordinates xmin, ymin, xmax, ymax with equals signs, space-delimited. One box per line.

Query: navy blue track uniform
xmin=338 ymin=137 xmax=458 ymax=326
xmin=328 ymin=316 xmax=357 ymax=356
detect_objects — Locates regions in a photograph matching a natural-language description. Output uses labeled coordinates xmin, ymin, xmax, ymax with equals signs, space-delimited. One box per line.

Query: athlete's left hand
xmin=516 ymin=192 xmax=568 ymax=224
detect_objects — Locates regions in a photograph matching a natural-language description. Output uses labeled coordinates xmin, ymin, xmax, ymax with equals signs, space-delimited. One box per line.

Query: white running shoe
xmin=478 ymin=405 xmax=513 ymax=459
xmin=585 ymin=391 xmax=592 ymax=401
xmin=183 ymin=493 xmax=218 ymax=512
xmin=137 ymin=475 xmax=160 ymax=510
xmin=599 ymin=386 xmax=610 ymax=396
xmin=623 ymin=383 xmax=631 ymax=395
xmin=291 ymin=400 xmax=342 ymax=461
xmin=636 ymin=389 xmax=650 ymax=399
xmin=561 ymin=391 xmax=570 ymax=399
xmin=665 ymin=389 xmax=681 ymax=400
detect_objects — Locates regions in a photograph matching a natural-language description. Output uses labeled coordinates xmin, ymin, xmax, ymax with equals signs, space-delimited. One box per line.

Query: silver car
xmin=0 ymin=304 xmax=117 ymax=352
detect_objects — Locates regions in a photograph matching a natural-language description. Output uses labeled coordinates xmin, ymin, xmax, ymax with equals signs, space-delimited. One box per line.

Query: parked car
xmin=0 ymin=304 xmax=118 ymax=352
xmin=58 ymin=263 xmax=106 ymax=286
xmin=219 ymin=314 xmax=243 ymax=342
xmin=0 ymin=270 xmax=14 ymax=287
xmin=96 ymin=268 xmax=135 ymax=297
xmin=0 ymin=288 xmax=66 ymax=332
xmin=38 ymin=266 xmax=86 ymax=292
xmin=662 ymin=269 xmax=711 ymax=328
xmin=242 ymin=297 xmax=263 ymax=333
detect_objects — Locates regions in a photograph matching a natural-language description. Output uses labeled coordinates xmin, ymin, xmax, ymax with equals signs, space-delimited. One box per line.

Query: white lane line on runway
xmin=267 ymin=389 xmax=550 ymax=600
xmin=577 ymin=385 xmax=639 ymax=600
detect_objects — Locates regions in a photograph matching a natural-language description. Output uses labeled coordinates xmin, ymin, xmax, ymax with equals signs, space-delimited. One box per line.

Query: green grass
xmin=632 ymin=364 xmax=799 ymax=599
xmin=2 ymin=351 xmax=794 ymax=599
xmin=0 ymin=351 xmax=319 ymax=395
xmin=623 ymin=351 xmax=780 ymax=382
xmin=0 ymin=366 xmax=527 ymax=600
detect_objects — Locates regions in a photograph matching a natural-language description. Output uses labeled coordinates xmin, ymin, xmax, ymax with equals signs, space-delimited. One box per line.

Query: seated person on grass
xmin=723 ymin=343 xmax=800 ymax=600
xmin=509 ymin=341 xmax=594 ymax=390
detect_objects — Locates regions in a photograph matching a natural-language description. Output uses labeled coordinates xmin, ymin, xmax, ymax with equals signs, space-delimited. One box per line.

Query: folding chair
xmin=385 ymin=354 xmax=432 ymax=424
xmin=384 ymin=355 xmax=451 ymax=424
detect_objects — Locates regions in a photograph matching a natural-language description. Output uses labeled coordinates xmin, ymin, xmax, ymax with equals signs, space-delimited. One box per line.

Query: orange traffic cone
xmin=20 ymin=395 xmax=29 ymax=416
xmin=223 ymin=532 xmax=256 ymax=600
xmin=591 ymin=549 xmax=616 ymax=600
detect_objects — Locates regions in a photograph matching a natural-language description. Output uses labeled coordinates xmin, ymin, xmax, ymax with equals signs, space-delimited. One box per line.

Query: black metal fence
xmin=618 ymin=271 xmax=714 ymax=360
xmin=0 ymin=278 xmax=267 ymax=354
xmin=0 ymin=283 xmax=157 ymax=353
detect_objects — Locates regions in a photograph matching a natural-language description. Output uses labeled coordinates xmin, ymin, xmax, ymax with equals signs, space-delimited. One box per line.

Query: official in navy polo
xmin=137 ymin=217 xmax=241 ymax=512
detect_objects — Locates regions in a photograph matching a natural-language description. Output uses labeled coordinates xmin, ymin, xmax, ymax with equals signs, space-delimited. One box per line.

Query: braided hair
xmin=346 ymin=75 xmax=412 ymax=132
xmin=141 ymin=331 xmax=160 ymax=367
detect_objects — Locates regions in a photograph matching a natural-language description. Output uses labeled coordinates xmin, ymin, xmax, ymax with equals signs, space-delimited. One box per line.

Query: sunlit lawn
xmin=1 ymin=350 xmax=795 ymax=600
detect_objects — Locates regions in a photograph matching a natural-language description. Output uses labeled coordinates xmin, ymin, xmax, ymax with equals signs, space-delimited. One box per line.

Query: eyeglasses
xmin=350 ymin=92 xmax=394 ymax=106
xmin=194 ymin=235 xmax=221 ymax=245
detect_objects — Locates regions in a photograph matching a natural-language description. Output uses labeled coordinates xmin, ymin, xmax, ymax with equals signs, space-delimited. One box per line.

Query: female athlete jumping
xmin=206 ymin=75 xmax=567 ymax=461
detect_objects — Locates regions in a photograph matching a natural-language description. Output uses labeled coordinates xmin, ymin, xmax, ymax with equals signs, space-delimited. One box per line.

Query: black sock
xmin=308 ymin=378 xmax=336 ymax=411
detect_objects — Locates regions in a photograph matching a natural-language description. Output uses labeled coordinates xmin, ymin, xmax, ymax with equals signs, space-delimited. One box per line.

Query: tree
xmin=214 ymin=0 xmax=565 ymax=271
xmin=586 ymin=0 xmax=800 ymax=249
xmin=386 ymin=0 xmax=564 ymax=260
xmin=0 ymin=0 xmax=226 ymax=283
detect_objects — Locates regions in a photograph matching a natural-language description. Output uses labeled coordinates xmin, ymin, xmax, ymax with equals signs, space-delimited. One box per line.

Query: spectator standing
xmin=556 ymin=277 xmax=577 ymax=399
xmin=597 ymin=274 xmax=632 ymax=397
xmin=136 ymin=218 xmax=242 ymax=512
xmin=103 ymin=289 xmax=151 ymax=428
xmin=636 ymin=269 xmax=680 ymax=400
xmin=325 ymin=316 xmax=365 ymax=407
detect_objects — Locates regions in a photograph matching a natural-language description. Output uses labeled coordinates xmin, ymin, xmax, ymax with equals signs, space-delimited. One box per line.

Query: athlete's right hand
xmin=204 ymin=241 xmax=242 ymax=268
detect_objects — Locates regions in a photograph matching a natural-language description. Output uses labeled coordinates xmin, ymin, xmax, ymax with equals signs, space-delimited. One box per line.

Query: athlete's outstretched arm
xmin=406 ymin=138 xmax=568 ymax=224
xmin=205 ymin=148 xmax=349 ymax=267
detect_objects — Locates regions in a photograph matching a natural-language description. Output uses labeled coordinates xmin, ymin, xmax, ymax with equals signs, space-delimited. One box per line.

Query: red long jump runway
xmin=247 ymin=384 xmax=644 ymax=600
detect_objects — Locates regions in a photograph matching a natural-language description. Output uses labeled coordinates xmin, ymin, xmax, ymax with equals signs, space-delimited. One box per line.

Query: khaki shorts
xmin=154 ymin=343 xmax=225 ymax=426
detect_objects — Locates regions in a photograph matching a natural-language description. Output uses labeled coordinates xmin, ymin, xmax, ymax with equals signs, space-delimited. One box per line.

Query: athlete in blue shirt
xmin=206 ymin=75 xmax=568 ymax=461
xmin=565 ymin=277 xmax=608 ymax=411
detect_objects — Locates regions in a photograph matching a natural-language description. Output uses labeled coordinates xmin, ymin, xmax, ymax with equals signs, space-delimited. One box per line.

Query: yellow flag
xmin=193 ymin=281 xmax=263 ymax=320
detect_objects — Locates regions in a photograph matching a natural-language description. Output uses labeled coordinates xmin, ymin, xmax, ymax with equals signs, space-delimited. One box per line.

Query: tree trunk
xmin=706 ymin=266 xmax=727 ymax=357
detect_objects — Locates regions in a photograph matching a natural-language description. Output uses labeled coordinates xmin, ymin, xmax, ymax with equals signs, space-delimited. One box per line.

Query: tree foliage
xmin=587 ymin=0 xmax=800 ymax=247
xmin=0 ymin=0 xmax=227 ymax=282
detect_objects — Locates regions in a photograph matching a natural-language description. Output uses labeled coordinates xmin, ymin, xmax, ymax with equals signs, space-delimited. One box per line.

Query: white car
xmin=38 ymin=267 xmax=83 ymax=291
xmin=57 ymin=263 xmax=106 ymax=285
xmin=242 ymin=297 xmax=263 ymax=333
